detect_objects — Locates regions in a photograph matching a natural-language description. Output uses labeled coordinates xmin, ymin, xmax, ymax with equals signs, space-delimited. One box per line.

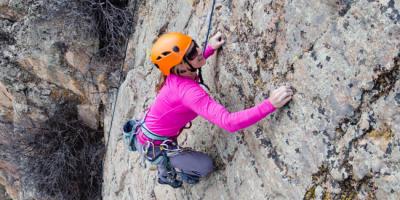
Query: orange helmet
xmin=151 ymin=32 xmax=193 ymax=75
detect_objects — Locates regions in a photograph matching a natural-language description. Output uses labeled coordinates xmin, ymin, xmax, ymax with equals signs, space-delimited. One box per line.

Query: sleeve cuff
xmin=203 ymin=45 xmax=215 ymax=59
xmin=261 ymin=99 xmax=276 ymax=114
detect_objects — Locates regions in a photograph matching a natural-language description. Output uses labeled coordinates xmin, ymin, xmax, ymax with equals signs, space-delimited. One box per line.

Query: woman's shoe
xmin=158 ymin=177 xmax=183 ymax=188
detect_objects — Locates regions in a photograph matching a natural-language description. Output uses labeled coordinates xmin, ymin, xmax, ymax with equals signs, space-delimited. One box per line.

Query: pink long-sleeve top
xmin=137 ymin=46 xmax=276 ymax=145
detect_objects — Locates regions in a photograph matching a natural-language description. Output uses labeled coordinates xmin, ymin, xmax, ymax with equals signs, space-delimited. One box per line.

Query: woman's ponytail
xmin=155 ymin=66 xmax=178 ymax=93
xmin=155 ymin=74 xmax=167 ymax=93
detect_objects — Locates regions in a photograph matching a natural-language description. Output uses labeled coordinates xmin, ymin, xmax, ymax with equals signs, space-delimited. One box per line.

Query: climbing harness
xmin=122 ymin=119 xmax=141 ymax=151
xmin=122 ymin=111 xmax=182 ymax=168
xmin=122 ymin=112 xmax=198 ymax=187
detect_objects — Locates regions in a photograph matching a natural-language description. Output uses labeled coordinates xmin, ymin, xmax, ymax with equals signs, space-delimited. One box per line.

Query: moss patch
xmin=304 ymin=185 xmax=317 ymax=200
xmin=367 ymin=126 xmax=393 ymax=141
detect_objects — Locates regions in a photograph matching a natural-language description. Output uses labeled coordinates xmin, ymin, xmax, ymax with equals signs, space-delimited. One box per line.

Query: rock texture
xmin=0 ymin=0 xmax=399 ymax=199
xmin=103 ymin=0 xmax=400 ymax=199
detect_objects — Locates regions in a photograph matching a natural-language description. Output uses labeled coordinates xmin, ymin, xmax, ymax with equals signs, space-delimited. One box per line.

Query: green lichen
xmin=367 ymin=126 xmax=393 ymax=141
xmin=322 ymin=191 xmax=332 ymax=200
xmin=340 ymin=191 xmax=357 ymax=200
xmin=304 ymin=185 xmax=316 ymax=200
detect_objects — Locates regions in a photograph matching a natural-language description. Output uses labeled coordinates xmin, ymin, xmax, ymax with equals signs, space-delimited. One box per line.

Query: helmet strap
xmin=183 ymin=58 xmax=210 ymax=90
xmin=182 ymin=58 xmax=210 ymax=90
xmin=198 ymin=68 xmax=210 ymax=90
xmin=183 ymin=57 xmax=198 ymax=72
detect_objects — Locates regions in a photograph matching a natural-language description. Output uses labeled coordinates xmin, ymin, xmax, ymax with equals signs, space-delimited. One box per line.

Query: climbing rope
xmin=105 ymin=42 xmax=130 ymax=153
xmin=104 ymin=2 xmax=138 ymax=158
xmin=202 ymin=0 xmax=217 ymax=52
xmin=198 ymin=0 xmax=217 ymax=90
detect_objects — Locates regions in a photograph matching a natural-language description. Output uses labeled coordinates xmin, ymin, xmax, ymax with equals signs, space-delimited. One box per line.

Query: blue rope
xmin=105 ymin=43 xmax=129 ymax=151
xmin=198 ymin=0 xmax=216 ymax=90
xmin=202 ymin=0 xmax=216 ymax=54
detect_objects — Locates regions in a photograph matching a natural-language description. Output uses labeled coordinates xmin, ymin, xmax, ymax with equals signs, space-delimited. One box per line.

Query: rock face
xmin=0 ymin=0 xmax=398 ymax=199
xmin=103 ymin=0 xmax=399 ymax=199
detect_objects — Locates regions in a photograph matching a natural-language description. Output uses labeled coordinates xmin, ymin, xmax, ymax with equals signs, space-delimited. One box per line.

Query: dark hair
xmin=155 ymin=66 xmax=178 ymax=93
xmin=155 ymin=74 xmax=167 ymax=93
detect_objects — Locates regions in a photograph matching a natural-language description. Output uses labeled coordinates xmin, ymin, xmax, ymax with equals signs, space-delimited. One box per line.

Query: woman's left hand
xmin=208 ymin=31 xmax=225 ymax=50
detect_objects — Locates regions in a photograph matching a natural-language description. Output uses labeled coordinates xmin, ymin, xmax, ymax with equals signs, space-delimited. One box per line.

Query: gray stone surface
xmin=103 ymin=0 xmax=399 ymax=199
xmin=0 ymin=0 xmax=399 ymax=199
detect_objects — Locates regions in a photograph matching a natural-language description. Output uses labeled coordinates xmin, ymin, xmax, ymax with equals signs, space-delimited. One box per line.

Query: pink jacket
xmin=137 ymin=46 xmax=276 ymax=145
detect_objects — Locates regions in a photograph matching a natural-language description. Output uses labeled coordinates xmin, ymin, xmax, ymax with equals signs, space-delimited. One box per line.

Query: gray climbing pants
xmin=134 ymin=138 xmax=214 ymax=179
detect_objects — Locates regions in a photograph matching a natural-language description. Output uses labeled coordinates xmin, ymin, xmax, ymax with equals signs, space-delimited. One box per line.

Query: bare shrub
xmin=8 ymin=103 xmax=104 ymax=200
xmin=79 ymin=0 xmax=136 ymax=62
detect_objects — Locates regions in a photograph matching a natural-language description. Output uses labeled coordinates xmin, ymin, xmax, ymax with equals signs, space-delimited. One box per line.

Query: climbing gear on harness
xmin=151 ymin=32 xmax=193 ymax=75
xmin=122 ymin=119 xmax=142 ymax=151
xmin=140 ymin=139 xmax=179 ymax=165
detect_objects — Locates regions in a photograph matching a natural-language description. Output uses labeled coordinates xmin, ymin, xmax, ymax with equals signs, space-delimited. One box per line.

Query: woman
xmin=133 ymin=32 xmax=293 ymax=188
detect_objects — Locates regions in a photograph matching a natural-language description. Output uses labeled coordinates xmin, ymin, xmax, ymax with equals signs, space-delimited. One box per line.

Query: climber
xmin=125 ymin=32 xmax=293 ymax=188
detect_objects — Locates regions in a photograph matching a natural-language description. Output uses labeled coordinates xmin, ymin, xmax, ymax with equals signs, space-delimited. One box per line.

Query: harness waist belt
xmin=140 ymin=122 xmax=170 ymax=141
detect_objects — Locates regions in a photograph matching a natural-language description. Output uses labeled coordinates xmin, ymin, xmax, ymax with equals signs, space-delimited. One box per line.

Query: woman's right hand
xmin=208 ymin=32 xmax=225 ymax=50
xmin=269 ymin=86 xmax=293 ymax=108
